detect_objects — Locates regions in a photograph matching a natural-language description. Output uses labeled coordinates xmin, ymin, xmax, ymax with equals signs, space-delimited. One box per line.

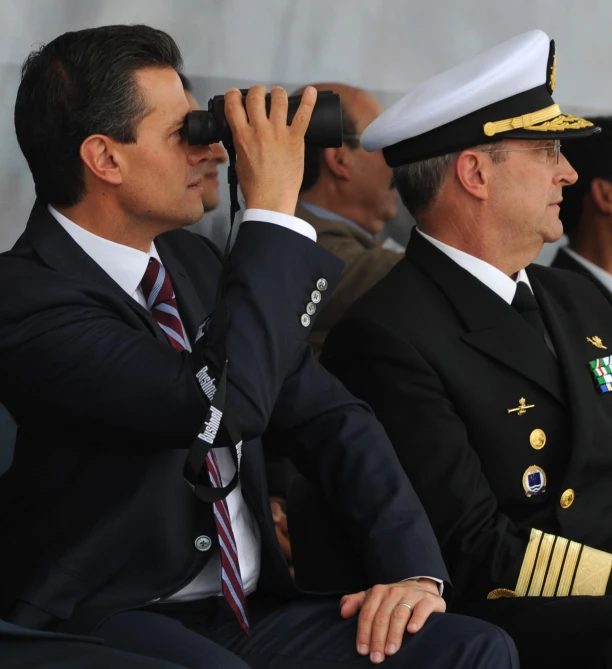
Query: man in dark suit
xmin=322 ymin=30 xmax=612 ymax=668
xmin=551 ymin=117 xmax=612 ymax=296
xmin=0 ymin=24 xmax=514 ymax=669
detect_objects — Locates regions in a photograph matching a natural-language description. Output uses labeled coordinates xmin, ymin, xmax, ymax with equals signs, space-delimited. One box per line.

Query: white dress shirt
xmin=562 ymin=247 xmax=612 ymax=297
xmin=417 ymin=229 xmax=532 ymax=302
xmin=49 ymin=205 xmax=315 ymax=602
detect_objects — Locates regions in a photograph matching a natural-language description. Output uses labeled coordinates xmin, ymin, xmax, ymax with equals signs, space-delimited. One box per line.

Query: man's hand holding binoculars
xmin=224 ymin=86 xmax=317 ymax=216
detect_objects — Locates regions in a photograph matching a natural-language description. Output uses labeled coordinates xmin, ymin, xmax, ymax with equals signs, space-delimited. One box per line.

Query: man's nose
xmin=558 ymin=151 xmax=578 ymax=186
xmin=187 ymin=144 xmax=213 ymax=166
xmin=211 ymin=143 xmax=229 ymax=164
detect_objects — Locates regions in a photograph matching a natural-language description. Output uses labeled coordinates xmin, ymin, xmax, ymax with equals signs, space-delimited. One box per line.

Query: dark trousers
xmin=456 ymin=596 xmax=612 ymax=669
xmin=95 ymin=593 xmax=518 ymax=669
xmin=0 ymin=638 xmax=186 ymax=669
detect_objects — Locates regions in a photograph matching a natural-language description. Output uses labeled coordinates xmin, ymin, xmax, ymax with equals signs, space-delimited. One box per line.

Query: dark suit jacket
xmin=322 ymin=228 xmax=612 ymax=603
xmin=296 ymin=204 xmax=402 ymax=357
xmin=0 ymin=202 xmax=447 ymax=633
xmin=550 ymin=246 xmax=612 ymax=297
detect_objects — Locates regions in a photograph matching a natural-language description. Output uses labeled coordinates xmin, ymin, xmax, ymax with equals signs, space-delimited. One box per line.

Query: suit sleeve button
xmin=300 ymin=314 xmax=311 ymax=327
xmin=195 ymin=535 xmax=212 ymax=552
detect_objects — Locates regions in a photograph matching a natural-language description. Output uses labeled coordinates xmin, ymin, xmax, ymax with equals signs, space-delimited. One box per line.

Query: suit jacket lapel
xmin=406 ymin=230 xmax=566 ymax=406
xmin=26 ymin=200 xmax=166 ymax=345
xmin=529 ymin=267 xmax=596 ymax=468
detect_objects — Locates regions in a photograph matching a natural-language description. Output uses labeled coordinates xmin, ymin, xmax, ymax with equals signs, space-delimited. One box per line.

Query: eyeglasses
xmin=478 ymin=139 xmax=562 ymax=164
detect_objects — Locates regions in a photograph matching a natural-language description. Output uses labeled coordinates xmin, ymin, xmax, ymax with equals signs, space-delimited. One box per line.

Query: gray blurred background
xmin=1 ymin=0 xmax=610 ymax=262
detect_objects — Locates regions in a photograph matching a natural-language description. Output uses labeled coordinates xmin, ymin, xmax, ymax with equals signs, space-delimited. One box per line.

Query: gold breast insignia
xmin=507 ymin=398 xmax=535 ymax=416
xmin=587 ymin=336 xmax=607 ymax=350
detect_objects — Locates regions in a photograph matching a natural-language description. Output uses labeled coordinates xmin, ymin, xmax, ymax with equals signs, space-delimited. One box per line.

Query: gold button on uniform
xmin=560 ymin=489 xmax=575 ymax=509
xmin=529 ymin=429 xmax=546 ymax=450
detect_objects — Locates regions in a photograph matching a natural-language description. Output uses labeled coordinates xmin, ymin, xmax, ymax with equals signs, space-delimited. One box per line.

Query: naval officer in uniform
xmin=322 ymin=30 xmax=612 ymax=668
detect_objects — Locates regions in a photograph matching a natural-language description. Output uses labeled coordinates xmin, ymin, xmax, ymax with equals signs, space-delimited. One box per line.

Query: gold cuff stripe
xmin=541 ymin=536 xmax=569 ymax=597
xmin=483 ymin=104 xmax=561 ymax=137
xmin=515 ymin=528 xmax=542 ymax=596
xmin=571 ymin=546 xmax=612 ymax=596
xmin=515 ymin=530 xmax=612 ymax=598
xmin=528 ymin=531 xmax=555 ymax=596
xmin=557 ymin=540 xmax=581 ymax=596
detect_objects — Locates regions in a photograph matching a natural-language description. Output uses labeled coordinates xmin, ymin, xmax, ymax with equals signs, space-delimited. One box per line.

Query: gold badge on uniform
xmin=507 ymin=397 xmax=535 ymax=416
xmin=530 ymin=429 xmax=546 ymax=450
xmin=523 ymin=465 xmax=547 ymax=497
xmin=587 ymin=336 xmax=607 ymax=349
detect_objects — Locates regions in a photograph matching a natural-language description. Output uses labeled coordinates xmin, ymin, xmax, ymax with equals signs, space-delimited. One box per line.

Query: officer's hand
xmin=224 ymin=85 xmax=317 ymax=215
xmin=340 ymin=579 xmax=445 ymax=664
xmin=270 ymin=496 xmax=294 ymax=577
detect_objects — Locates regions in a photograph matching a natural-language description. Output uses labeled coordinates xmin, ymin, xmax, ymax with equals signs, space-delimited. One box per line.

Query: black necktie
xmin=511 ymin=281 xmax=546 ymax=340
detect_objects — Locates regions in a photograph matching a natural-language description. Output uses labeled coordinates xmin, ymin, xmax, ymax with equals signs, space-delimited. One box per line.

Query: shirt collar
xmin=298 ymin=200 xmax=374 ymax=239
xmin=417 ymin=228 xmax=532 ymax=304
xmin=562 ymin=247 xmax=612 ymax=296
xmin=48 ymin=205 xmax=160 ymax=299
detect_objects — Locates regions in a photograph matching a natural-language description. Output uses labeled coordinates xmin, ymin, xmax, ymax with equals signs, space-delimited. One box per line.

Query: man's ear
xmin=590 ymin=178 xmax=612 ymax=215
xmin=80 ymin=135 xmax=123 ymax=186
xmin=455 ymin=149 xmax=491 ymax=201
xmin=322 ymin=146 xmax=351 ymax=181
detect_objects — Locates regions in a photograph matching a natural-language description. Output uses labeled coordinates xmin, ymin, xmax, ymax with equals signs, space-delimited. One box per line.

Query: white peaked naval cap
xmin=362 ymin=30 xmax=599 ymax=167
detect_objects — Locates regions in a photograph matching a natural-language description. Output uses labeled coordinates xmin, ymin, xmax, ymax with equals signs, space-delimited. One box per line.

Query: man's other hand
xmin=270 ymin=496 xmax=294 ymax=578
xmin=224 ymin=85 xmax=317 ymax=215
xmin=340 ymin=579 xmax=446 ymax=664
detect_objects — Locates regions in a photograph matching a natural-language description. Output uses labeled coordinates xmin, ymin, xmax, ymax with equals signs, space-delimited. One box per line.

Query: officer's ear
xmin=590 ymin=178 xmax=612 ymax=215
xmin=322 ymin=146 xmax=351 ymax=181
xmin=455 ymin=148 xmax=490 ymax=202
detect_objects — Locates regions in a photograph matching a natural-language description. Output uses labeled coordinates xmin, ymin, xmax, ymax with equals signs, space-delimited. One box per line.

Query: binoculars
xmin=186 ymin=89 xmax=343 ymax=148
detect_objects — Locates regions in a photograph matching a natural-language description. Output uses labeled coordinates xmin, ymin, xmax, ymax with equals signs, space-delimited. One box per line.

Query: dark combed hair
xmin=15 ymin=24 xmax=183 ymax=207
xmin=559 ymin=117 xmax=612 ymax=242
xmin=300 ymin=102 xmax=359 ymax=192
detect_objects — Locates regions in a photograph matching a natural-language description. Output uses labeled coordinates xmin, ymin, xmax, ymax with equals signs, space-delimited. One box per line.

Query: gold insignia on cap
xmin=587 ymin=336 xmax=607 ymax=349
xmin=527 ymin=114 xmax=594 ymax=133
xmin=483 ymin=104 xmax=594 ymax=137
xmin=549 ymin=54 xmax=556 ymax=92
xmin=484 ymin=104 xmax=560 ymax=137
xmin=530 ymin=429 xmax=546 ymax=450
xmin=507 ymin=397 xmax=534 ymax=416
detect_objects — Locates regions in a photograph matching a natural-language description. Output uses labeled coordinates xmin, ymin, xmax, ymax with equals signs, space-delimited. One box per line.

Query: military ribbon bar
xmin=588 ymin=357 xmax=612 ymax=394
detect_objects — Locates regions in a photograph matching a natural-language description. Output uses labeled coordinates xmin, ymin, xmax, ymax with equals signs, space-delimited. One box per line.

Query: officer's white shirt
xmin=49 ymin=205 xmax=316 ymax=601
xmin=562 ymin=247 xmax=612 ymax=297
xmin=417 ymin=229 xmax=533 ymax=300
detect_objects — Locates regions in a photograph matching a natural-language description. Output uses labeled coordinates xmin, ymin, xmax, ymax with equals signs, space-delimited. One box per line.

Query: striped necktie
xmin=141 ymin=257 xmax=250 ymax=635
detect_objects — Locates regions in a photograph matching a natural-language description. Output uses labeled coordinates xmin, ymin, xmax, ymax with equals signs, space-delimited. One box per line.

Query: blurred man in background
xmin=553 ymin=117 xmax=612 ymax=297
xmin=179 ymin=73 xmax=228 ymax=214
xmin=296 ymin=82 xmax=402 ymax=356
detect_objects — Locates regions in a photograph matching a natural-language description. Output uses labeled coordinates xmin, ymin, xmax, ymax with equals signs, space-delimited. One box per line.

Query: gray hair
xmin=393 ymin=143 xmax=506 ymax=216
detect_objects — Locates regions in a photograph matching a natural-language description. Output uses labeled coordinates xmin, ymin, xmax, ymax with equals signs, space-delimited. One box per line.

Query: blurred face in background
xmin=184 ymin=90 xmax=228 ymax=212
xmin=344 ymin=91 xmax=398 ymax=235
